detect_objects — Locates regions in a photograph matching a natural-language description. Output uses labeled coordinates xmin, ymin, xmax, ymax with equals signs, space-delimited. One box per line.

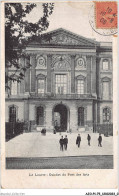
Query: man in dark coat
xmin=87 ymin=134 xmax=91 ymax=146
xmin=98 ymin=133 xmax=102 ymax=147
xmin=59 ymin=136 xmax=64 ymax=151
xmin=63 ymin=135 xmax=68 ymax=150
xmin=76 ymin=134 xmax=81 ymax=148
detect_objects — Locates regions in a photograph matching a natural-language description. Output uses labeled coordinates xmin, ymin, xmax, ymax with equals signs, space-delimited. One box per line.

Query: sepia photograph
xmin=4 ymin=1 xmax=116 ymax=170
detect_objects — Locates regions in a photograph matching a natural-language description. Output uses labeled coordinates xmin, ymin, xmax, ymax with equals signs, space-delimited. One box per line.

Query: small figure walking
xmin=63 ymin=135 xmax=68 ymax=150
xmin=76 ymin=134 xmax=81 ymax=148
xmin=59 ymin=136 xmax=64 ymax=151
xmin=98 ymin=133 xmax=102 ymax=147
xmin=87 ymin=134 xmax=91 ymax=146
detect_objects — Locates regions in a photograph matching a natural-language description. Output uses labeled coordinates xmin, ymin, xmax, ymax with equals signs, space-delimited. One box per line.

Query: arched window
xmin=78 ymin=107 xmax=84 ymax=126
xmin=103 ymin=107 xmax=111 ymax=123
xmin=102 ymin=59 xmax=109 ymax=70
xmin=9 ymin=105 xmax=16 ymax=122
xmin=36 ymin=106 xmax=44 ymax=125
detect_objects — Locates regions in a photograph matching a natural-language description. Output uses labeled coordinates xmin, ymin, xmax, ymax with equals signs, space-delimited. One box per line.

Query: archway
xmin=53 ymin=104 xmax=68 ymax=132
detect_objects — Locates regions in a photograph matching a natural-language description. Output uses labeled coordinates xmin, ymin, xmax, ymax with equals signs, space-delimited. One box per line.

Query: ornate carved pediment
xmin=42 ymin=33 xmax=81 ymax=45
xmin=28 ymin=28 xmax=98 ymax=47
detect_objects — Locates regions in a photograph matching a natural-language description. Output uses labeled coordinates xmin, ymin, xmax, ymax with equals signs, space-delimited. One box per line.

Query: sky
xmin=26 ymin=2 xmax=112 ymax=42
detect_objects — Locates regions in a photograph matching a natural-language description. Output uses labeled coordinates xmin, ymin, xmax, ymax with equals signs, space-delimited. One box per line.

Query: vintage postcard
xmin=1 ymin=0 xmax=118 ymax=190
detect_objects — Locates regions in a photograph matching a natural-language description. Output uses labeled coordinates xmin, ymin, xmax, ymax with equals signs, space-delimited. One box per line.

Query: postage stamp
xmin=95 ymin=1 xmax=117 ymax=29
xmin=89 ymin=1 xmax=118 ymax=36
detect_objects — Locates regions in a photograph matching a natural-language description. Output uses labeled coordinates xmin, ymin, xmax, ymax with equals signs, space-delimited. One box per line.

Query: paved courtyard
xmin=6 ymin=132 xmax=113 ymax=158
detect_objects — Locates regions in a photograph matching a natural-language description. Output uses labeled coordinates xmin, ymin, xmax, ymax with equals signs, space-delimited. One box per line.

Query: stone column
xmin=45 ymin=102 xmax=53 ymax=131
xmin=20 ymin=57 xmax=25 ymax=94
xmin=47 ymin=54 xmax=52 ymax=93
xmin=92 ymin=55 xmax=96 ymax=95
xmin=92 ymin=100 xmax=97 ymax=132
xmin=96 ymin=57 xmax=101 ymax=99
xmin=25 ymin=56 xmax=30 ymax=93
xmin=70 ymin=102 xmax=77 ymax=132
xmin=71 ymin=55 xmax=75 ymax=93
xmin=97 ymin=102 xmax=100 ymax=124
xmin=24 ymin=100 xmax=29 ymax=121
xmin=87 ymin=55 xmax=91 ymax=94
xmin=30 ymin=55 xmax=36 ymax=92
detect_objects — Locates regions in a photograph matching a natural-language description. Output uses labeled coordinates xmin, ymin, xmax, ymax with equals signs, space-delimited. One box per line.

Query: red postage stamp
xmin=95 ymin=1 xmax=117 ymax=29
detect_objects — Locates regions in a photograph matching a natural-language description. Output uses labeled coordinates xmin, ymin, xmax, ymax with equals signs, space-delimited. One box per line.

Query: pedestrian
xmin=63 ymin=135 xmax=68 ymax=150
xmin=59 ymin=136 xmax=64 ymax=151
xmin=53 ymin=128 xmax=56 ymax=134
xmin=98 ymin=133 xmax=102 ymax=147
xmin=87 ymin=134 xmax=91 ymax=146
xmin=76 ymin=134 xmax=81 ymax=148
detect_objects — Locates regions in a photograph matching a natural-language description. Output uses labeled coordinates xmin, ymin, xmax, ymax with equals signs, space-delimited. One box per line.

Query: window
xmin=36 ymin=106 xmax=44 ymax=125
xmin=78 ymin=107 xmax=84 ymax=126
xmin=103 ymin=59 xmax=109 ymax=70
xmin=38 ymin=79 xmax=45 ymax=93
xmin=103 ymin=108 xmax=111 ymax=123
xmin=102 ymin=81 xmax=109 ymax=99
xmin=77 ymin=80 xmax=84 ymax=94
xmin=55 ymin=74 xmax=67 ymax=94
xmin=11 ymin=81 xmax=17 ymax=95
xmin=9 ymin=105 xmax=16 ymax=122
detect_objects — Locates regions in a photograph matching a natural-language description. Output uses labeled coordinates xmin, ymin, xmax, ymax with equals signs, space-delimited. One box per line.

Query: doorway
xmin=53 ymin=104 xmax=68 ymax=132
xmin=36 ymin=106 xmax=44 ymax=125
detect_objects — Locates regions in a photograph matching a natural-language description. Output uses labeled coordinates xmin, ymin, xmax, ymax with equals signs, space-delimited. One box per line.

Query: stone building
xmin=5 ymin=28 xmax=113 ymax=132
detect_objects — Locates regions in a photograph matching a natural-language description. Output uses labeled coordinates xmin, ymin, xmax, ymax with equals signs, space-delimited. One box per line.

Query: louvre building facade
xmin=5 ymin=28 xmax=113 ymax=132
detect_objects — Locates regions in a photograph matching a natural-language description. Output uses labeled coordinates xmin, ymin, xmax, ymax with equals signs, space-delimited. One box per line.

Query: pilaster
xmin=86 ymin=55 xmax=91 ymax=94
xmin=71 ymin=55 xmax=75 ymax=93
xmin=25 ymin=57 xmax=30 ymax=93
xmin=92 ymin=55 xmax=96 ymax=95
xmin=30 ymin=55 xmax=36 ymax=92
xmin=24 ymin=100 xmax=29 ymax=121
xmin=47 ymin=54 xmax=52 ymax=93
xmin=20 ymin=57 xmax=25 ymax=94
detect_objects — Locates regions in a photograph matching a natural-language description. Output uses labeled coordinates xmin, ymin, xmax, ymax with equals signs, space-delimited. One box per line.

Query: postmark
xmin=89 ymin=1 xmax=118 ymax=36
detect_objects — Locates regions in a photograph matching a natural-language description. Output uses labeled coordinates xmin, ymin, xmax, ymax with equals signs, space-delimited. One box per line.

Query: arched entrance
xmin=53 ymin=104 xmax=68 ymax=132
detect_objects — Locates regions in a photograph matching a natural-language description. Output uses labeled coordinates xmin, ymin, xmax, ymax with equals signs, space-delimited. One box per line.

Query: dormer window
xmin=103 ymin=59 xmax=109 ymax=70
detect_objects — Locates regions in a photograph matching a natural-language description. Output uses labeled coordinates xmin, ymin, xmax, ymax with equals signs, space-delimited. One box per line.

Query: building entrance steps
xmin=6 ymin=132 xmax=113 ymax=158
